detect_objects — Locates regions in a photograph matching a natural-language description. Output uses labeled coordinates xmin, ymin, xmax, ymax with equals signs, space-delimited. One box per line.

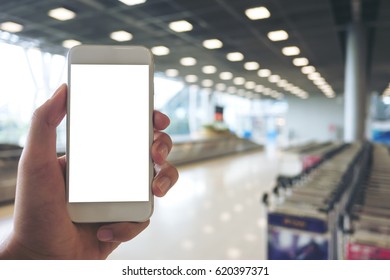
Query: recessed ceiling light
xmin=169 ymin=20 xmax=193 ymax=32
xmin=293 ymin=57 xmax=309 ymax=66
xmin=118 ymin=0 xmax=147 ymax=6
xmin=110 ymin=30 xmax=133 ymax=42
xmin=255 ymin=85 xmax=264 ymax=93
xmin=227 ymin=86 xmax=237 ymax=94
xmin=0 ymin=21 xmax=23 ymax=32
xmin=203 ymin=39 xmax=223 ymax=49
xmin=151 ymin=46 xmax=170 ymax=56
xmin=268 ymin=75 xmax=281 ymax=83
xmin=180 ymin=57 xmax=197 ymax=66
xmin=267 ymin=30 xmax=288 ymax=41
xmin=244 ymin=61 xmax=260 ymax=71
xmin=245 ymin=81 xmax=256 ymax=90
xmin=227 ymin=52 xmax=244 ymax=62
xmin=245 ymin=6 xmax=271 ymax=20
xmin=62 ymin=39 xmax=81 ymax=49
xmin=301 ymin=65 xmax=316 ymax=74
xmin=257 ymin=69 xmax=271 ymax=78
xmin=48 ymin=7 xmax=76 ymax=21
xmin=219 ymin=72 xmax=233 ymax=80
xmin=282 ymin=46 xmax=301 ymax=56
xmin=277 ymin=79 xmax=288 ymax=88
xmin=308 ymin=72 xmax=321 ymax=80
xmin=216 ymin=83 xmax=226 ymax=91
xmin=165 ymin=69 xmax=179 ymax=77
xmin=202 ymin=65 xmax=217 ymax=74
xmin=233 ymin=77 xmax=245 ymax=85
xmin=282 ymin=46 xmax=300 ymax=56
xmin=202 ymin=79 xmax=214 ymax=87
xmin=185 ymin=75 xmax=198 ymax=83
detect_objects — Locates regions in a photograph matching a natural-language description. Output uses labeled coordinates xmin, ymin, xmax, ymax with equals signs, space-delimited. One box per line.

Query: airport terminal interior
xmin=1 ymin=0 xmax=390 ymax=260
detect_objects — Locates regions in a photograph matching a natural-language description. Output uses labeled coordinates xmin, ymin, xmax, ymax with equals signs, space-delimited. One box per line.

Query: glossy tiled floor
xmin=0 ymin=149 xmax=280 ymax=259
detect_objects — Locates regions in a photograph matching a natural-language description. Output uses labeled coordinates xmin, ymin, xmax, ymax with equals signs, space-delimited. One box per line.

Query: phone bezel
xmin=66 ymin=45 xmax=154 ymax=223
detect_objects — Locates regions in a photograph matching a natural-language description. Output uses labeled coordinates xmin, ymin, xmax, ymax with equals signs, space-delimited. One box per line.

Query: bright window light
xmin=245 ymin=7 xmax=271 ymax=20
xmin=244 ymin=61 xmax=260 ymax=70
xmin=185 ymin=75 xmax=198 ymax=83
xmin=383 ymin=96 xmax=390 ymax=105
xmin=62 ymin=39 xmax=81 ymax=49
xmin=180 ymin=57 xmax=197 ymax=66
xmin=293 ymin=57 xmax=309 ymax=66
xmin=202 ymin=65 xmax=217 ymax=74
xmin=219 ymin=72 xmax=233 ymax=80
xmin=0 ymin=21 xmax=23 ymax=32
xmin=151 ymin=46 xmax=170 ymax=56
xmin=165 ymin=69 xmax=179 ymax=77
xmin=118 ymin=0 xmax=147 ymax=6
xmin=48 ymin=7 xmax=76 ymax=21
xmin=282 ymin=46 xmax=300 ymax=56
xmin=169 ymin=20 xmax=193 ymax=32
xmin=227 ymin=52 xmax=244 ymax=62
xmin=257 ymin=69 xmax=271 ymax=78
xmin=233 ymin=77 xmax=245 ymax=85
xmin=110 ymin=30 xmax=133 ymax=42
xmin=301 ymin=65 xmax=316 ymax=74
xmin=203 ymin=39 xmax=223 ymax=49
xmin=267 ymin=30 xmax=288 ymax=41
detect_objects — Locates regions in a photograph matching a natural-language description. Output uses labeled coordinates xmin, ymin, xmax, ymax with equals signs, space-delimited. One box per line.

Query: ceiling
xmin=0 ymin=0 xmax=389 ymax=100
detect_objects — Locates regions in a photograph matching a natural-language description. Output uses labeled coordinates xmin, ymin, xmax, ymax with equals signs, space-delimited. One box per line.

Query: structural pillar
xmin=343 ymin=21 xmax=367 ymax=142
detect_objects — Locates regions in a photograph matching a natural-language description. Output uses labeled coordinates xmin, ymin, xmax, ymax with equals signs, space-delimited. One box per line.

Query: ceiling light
xmin=233 ymin=77 xmax=245 ymax=85
xmin=227 ymin=52 xmax=244 ymax=62
xmin=227 ymin=86 xmax=237 ymax=94
xmin=165 ymin=69 xmax=179 ymax=77
xmin=151 ymin=46 xmax=170 ymax=56
xmin=180 ymin=57 xmax=197 ymax=66
xmin=257 ymin=69 xmax=271 ymax=78
xmin=48 ymin=7 xmax=76 ymax=21
xmin=185 ymin=75 xmax=198 ymax=83
xmin=62 ymin=39 xmax=81 ymax=49
xmin=0 ymin=21 xmax=23 ymax=32
xmin=282 ymin=46 xmax=300 ymax=56
xmin=202 ymin=65 xmax=217 ymax=74
xmin=268 ymin=75 xmax=281 ymax=83
xmin=245 ymin=81 xmax=256 ymax=90
xmin=169 ymin=20 xmax=193 ymax=32
xmin=293 ymin=57 xmax=309 ymax=66
xmin=110 ymin=30 xmax=133 ymax=42
xmin=203 ymin=39 xmax=223 ymax=49
xmin=219 ymin=72 xmax=233 ymax=80
xmin=267 ymin=30 xmax=288 ymax=41
xmin=216 ymin=83 xmax=226 ymax=91
xmin=277 ymin=79 xmax=288 ymax=88
xmin=245 ymin=7 xmax=271 ymax=20
xmin=202 ymin=79 xmax=214 ymax=88
xmin=263 ymin=88 xmax=271 ymax=95
xmin=301 ymin=65 xmax=316 ymax=74
xmin=118 ymin=0 xmax=147 ymax=6
xmin=255 ymin=85 xmax=264 ymax=93
xmin=244 ymin=61 xmax=260 ymax=70
xmin=308 ymin=72 xmax=321 ymax=80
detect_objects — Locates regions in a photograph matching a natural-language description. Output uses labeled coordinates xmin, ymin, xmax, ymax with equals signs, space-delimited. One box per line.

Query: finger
xmin=151 ymin=132 xmax=173 ymax=165
xmin=153 ymin=111 xmax=170 ymax=131
xmin=22 ymin=84 xmax=67 ymax=163
xmin=58 ymin=155 xmax=67 ymax=175
xmin=97 ymin=221 xmax=150 ymax=242
xmin=152 ymin=162 xmax=179 ymax=197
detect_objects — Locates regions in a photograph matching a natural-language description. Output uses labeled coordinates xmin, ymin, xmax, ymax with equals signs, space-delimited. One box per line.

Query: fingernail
xmin=50 ymin=84 xmax=66 ymax=100
xmin=97 ymin=228 xmax=113 ymax=242
xmin=157 ymin=177 xmax=171 ymax=194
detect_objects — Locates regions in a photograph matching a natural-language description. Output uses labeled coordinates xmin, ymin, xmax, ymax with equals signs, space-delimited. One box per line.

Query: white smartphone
xmin=66 ymin=45 xmax=154 ymax=223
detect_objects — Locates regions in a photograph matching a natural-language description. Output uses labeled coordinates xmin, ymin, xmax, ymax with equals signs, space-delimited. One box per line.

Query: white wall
xmin=284 ymin=94 xmax=344 ymax=144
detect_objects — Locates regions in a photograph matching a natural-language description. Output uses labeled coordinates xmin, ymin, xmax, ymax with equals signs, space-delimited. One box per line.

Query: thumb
xmin=22 ymin=84 xmax=67 ymax=162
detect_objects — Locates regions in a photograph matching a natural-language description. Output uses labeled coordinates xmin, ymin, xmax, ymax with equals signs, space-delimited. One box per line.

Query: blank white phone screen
xmin=68 ymin=64 xmax=150 ymax=203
